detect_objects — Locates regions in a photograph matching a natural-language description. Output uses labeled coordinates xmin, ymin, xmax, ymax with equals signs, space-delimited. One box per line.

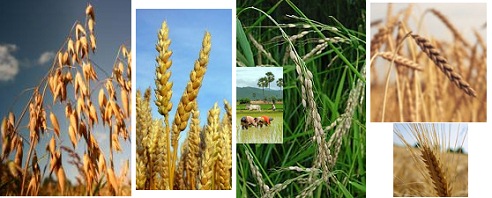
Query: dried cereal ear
xmin=76 ymin=24 xmax=86 ymax=39
xmin=57 ymin=166 xmax=66 ymax=194
xmin=90 ymin=34 xmax=97 ymax=52
xmin=67 ymin=38 xmax=75 ymax=56
xmin=88 ymin=18 xmax=95 ymax=34
xmin=107 ymin=167 xmax=118 ymax=192
xmin=68 ymin=125 xmax=77 ymax=148
xmin=86 ymin=3 xmax=95 ymax=20
xmin=50 ymin=112 xmax=60 ymax=137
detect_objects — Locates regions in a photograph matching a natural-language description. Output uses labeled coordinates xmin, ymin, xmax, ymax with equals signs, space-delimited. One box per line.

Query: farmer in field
xmin=240 ymin=116 xmax=257 ymax=129
xmin=256 ymin=115 xmax=274 ymax=128
xmin=272 ymin=104 xmax=276 ymax=111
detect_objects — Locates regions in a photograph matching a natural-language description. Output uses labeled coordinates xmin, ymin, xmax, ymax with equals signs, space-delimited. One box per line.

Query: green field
xmin=236 ymin=111 xmax=282 ymax=143
xmin=236 ymin=104 xmax=284 ymax=111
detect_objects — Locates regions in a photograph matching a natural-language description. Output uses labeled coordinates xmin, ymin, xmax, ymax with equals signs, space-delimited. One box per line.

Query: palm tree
xmin=257 ymin=77 xmax=268 ymax=99
xmin=265 ymin=72 xmax=275 ymax=91
xmin=276 ymin=78 xmax=283 ymax=89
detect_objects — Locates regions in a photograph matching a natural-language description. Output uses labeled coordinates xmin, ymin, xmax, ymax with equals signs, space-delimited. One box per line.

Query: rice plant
xmin=236 ymin=0 xmax=366 ymax=197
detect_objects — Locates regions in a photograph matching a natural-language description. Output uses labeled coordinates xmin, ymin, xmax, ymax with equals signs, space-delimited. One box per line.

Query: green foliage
xmin=236 ymin=0 xmax=366 ymax=197
xmin=239 ymin=98 xmax=251 ymax=104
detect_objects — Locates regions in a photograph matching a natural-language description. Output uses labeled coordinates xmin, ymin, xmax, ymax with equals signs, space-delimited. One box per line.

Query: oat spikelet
xmin=57 ymin=166 xmax=66 ymax=195
xmin=411 ymin=34 xmax=477 ymax=97
xmin=199 ymin=103 xmax=220 ymax=190
xmin=49 ymin=111 xmax=60 ymax=137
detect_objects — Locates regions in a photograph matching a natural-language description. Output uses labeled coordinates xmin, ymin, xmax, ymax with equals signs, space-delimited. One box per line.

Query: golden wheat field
xmin=371 ymin=3 xmax=486 ymax=122
xmin=394 ymin=146 xmax=468 ymax=197
xmin=0 ymin=2 xmax=131 ymax=196
xmin=136 ymin=10 xmax=232 ymax=190
xmin=393 ymin=123 xmax=468 ymax=197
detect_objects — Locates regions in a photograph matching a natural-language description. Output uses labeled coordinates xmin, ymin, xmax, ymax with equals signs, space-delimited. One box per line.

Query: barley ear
xmin=420 ymin=146 xmax=451 ymax=197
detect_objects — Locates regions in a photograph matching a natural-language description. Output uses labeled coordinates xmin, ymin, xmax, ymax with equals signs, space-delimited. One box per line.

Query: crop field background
xmin=236 ymin=104 xmax=284 ymax=111
xmin=236 ymin=111 xmax=282 ymax=143
xmin=393 ymin=123 xmax=468 ymax=197
xmin=370 ymin=3 xmax=486 ymax=122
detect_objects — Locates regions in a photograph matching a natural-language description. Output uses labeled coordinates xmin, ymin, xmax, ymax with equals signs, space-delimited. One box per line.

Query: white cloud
xmin=38 ymin=51 xmax=55 ymax=65
xmin=0 ymin=44 xmax=19 ymax=81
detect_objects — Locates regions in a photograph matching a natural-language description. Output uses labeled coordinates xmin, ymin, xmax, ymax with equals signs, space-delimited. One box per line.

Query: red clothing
xmin=261 ymin=116 xmax=270 ymax=125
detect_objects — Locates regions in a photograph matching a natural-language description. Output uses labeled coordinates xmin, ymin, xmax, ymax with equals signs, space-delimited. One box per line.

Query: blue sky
xmin=136 ymin=9 xmax=232 ymax=138
xmin=236 ymin=67 xmax=283 ymax=90
xmin=393 ymin=123 xmax=468 ymax=153
xmin=0 ymin=0 xmax=130 ymax=184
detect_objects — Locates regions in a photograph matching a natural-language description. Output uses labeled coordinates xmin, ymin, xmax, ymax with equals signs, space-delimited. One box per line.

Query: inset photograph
xmin=370 ymin=3 xmax=486 ymax=122
xmin=394 ymin=123 xmax=468 ymax=197
xmin=236 ymin=67 xmax=283 ymax=143
xmin=136 ymin=9 xmax=232 ymax=190
xmin=0 ymin=1 xmax=130 ymax=196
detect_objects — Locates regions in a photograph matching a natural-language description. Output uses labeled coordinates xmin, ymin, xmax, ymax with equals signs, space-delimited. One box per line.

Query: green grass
xmin=236 ymin=104 xmax=284 ymax=111
xmin=237 ymin=111 xmax=283 ymax=144
xmin=236 ymin=0 xmax=366 ymax=197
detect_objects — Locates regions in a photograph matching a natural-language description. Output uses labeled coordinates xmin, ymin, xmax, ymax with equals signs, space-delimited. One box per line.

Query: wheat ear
xmin=199 ymin=102 xmax=220 ymax=190
xmin=136 ymin=88 xmax=152 ymax=189
xmin=379 ymin=52 xmax=423 ymax=71
xmin=170 ymin=31 xmax=211 ymax=184
xmin=154 ymin=21 xmax=174 ymax=117
xmin=135 ymin=90 xmax=148 ymax=189
xmin=185 ymin=106 xmax=201 ymax=189
xmin=411 ymin=34 xmax=477 ymax=97
xmin=214 ymin=108 xmax=229 ymax=190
